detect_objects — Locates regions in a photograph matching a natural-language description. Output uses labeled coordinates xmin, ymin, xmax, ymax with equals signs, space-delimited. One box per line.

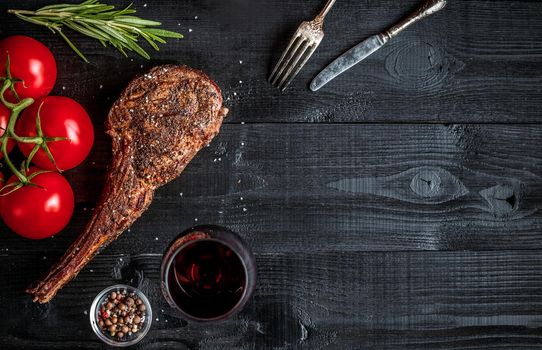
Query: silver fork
xmin=269 ymin=0 xmax=337 ymax=91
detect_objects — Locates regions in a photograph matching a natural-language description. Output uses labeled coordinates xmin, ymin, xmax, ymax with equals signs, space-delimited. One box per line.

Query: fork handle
xmin=315 ymin=0 xmax=337 ymax=22
xmin=383 ymin=0 xmax=447 ymax=40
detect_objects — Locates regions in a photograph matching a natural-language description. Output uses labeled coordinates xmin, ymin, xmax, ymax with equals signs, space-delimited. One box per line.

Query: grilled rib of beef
xmin=27 ymin=65 xmax=229 ymax=303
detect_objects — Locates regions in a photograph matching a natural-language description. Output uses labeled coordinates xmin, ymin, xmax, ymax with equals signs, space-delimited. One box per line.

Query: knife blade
xmin=310 ymin=34 xmax=388 ymax=92
xmin=310 ymin=0 xmax=448 ymax=91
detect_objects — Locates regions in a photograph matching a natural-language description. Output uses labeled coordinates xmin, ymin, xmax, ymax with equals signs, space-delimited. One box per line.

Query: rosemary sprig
xmin=8 ymin=0 xmax=183 ymax=63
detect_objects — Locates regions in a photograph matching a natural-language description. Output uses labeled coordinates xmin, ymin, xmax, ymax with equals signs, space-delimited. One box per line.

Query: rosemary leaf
xmin=57 ymin=29 xmax=89 ymax=63
xmin=125 ymin=39 xmax=151 ymax=60
xmin=13 ymin=13 xmax=53 ymax=28
xmin=79 ymin=22 xmax=109 ymax=40
xmin=39 ymin=3 xmax=85 ymax=11
xmin=144 ymin=28 xmax=184 ymax=39
xmin=79 ymin=21 xmax=110 ymax=41
xmin=99 ymin=8 xmax=137 ymax=18
xmin=140 ymin=32 xmax=160 ymax=51
xmin=8 ymin=0 xmax=183 ymax=62
xmin=49 ymin=4 xmax=109 ymax=13
xmin=99 ymin=25 xmax=132 ymax=45
xmin=115 ymin=44 xmax=128 ymax=58
xmin=144 ymin=32 xmax=167 ymax=44
xmin=64 ymin=20 xmax=103 ymax=41
xmin=115 ymin=16 xmax=161 ymax=27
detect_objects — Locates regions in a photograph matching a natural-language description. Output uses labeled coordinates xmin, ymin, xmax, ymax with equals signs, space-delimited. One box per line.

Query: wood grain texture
xmin=2 ymin=124 xmax=540 ymax=255
xmin=3 ymin=251 xmax=542 ymax=349
xmin=0 ymin=0 xmax=540 ymax=123
xmin=0 ymin=0 xmax=541 ymax=348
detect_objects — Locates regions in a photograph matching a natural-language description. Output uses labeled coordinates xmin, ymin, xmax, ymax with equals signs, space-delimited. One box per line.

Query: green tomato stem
xmin=1 ymin=128 xmax=27 ymax=183
xmin=0 ymin=80 xmax=35 ymax=184
xmin=0 ymin=59 xmax=67 ymax=188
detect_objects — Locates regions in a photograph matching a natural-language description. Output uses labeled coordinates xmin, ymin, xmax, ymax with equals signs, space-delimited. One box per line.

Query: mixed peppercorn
xmin=97 ymin=289 xmax=147 ymax=340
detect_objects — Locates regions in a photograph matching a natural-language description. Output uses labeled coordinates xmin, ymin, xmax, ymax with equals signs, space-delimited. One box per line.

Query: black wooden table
xmin=1 ymin=0 xmax=541 ymax=349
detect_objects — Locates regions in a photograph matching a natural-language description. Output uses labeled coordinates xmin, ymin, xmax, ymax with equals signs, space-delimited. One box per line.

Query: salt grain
xmin=99 ymin=84 xmax=103 ymax=89
xmin=243 ymin=208 xmax=247 ymax=212
xmin=189 ymin=28 xmax=193 ymax=32
xmin=143 ymin=3 xmax=147 ymax=7
xmin=194 ymin=16 xmax=198 ymax=19
xmin=155 ymin=237 xmax=159 ymax=241
xmin=239 ymin=60 xmax=243 ymax=64
xmin=194 ymin=218 xmax=198 ymax=222
xmin=84 ymin=310 xmax=88 ymax=315
xmin=241 ymin=142 xmax=245 ymax=146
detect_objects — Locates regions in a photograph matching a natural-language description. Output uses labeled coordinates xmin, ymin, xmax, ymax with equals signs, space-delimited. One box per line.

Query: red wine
xmin=167 ymin=239 xmax=246 ymax=319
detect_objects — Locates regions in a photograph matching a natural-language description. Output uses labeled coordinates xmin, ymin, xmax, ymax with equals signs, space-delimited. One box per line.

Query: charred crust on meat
xmin=27 ymin=65 xmax=228 ymax=303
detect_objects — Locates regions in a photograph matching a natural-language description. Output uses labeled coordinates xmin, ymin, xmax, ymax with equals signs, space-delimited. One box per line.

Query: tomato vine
xmin=0 ymin=54 xmax=64 ymax=194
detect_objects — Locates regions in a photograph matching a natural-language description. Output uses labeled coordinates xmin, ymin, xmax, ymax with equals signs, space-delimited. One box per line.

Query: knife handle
xmin=382 ymin=0 xmax=447 ymax=41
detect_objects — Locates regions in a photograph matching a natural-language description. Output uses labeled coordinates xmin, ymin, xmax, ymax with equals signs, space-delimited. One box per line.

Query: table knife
xmin=310 ymin=0 xmax=447 ymax=91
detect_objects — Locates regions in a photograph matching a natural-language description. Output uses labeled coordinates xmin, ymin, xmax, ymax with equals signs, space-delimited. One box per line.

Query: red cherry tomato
xmin=0 ymin=35 xmax=57 ymax=102
xmin=0 ymin=168 xmax=74 ymax=239
xmin=17 ymin=96 xmax=94 ymax=171
xmin=0 ymin=103 xmax=14 ymax=158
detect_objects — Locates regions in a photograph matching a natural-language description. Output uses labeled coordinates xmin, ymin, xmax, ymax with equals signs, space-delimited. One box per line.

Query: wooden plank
xmin=1 ymin=124 xmax=540 ymax=255
xmin=0 ymin=0 xmax=540 ymax=348
xmin=0 ymin=0 xmax=540 ymax=123
xmin=2 ymin=250 xmax=542 ymax=349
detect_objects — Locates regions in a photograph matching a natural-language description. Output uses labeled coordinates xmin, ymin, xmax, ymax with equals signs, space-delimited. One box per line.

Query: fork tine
xmin=278 ymin=43 xmax=317 ymax=91
xmin=275 ymin=40 xmax=312 ymax=89
xmin=270 ymin=37 xmax=304 ymax=86
xmin=270 ymin=36 xmax=305 ymax=86
xmin=268 ymin=32 xmax=301 ymax=83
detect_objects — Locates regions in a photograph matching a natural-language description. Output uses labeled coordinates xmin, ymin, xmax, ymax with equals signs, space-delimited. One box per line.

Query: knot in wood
xmin=410 ymin=169 xmax=442 ymax=197
xmin=384 ymin=40 xmax=455 ymax=91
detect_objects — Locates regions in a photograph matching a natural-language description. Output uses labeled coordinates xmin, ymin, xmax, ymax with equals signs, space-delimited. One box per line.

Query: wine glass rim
xmin=161 ymin=228 xmax=255 ymax=322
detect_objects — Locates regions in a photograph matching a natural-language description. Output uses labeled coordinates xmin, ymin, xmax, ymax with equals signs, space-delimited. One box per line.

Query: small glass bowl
xmin=89 ymin=284 xmax=153 ymax=347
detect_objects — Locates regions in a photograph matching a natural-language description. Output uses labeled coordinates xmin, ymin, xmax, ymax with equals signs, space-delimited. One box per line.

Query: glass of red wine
xmin=160 ymin=225 xmax=256 ymax=322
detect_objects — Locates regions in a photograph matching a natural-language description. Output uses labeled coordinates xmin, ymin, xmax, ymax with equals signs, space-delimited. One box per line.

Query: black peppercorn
xmin=97 ymin=289 xmax=148 ymax=342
